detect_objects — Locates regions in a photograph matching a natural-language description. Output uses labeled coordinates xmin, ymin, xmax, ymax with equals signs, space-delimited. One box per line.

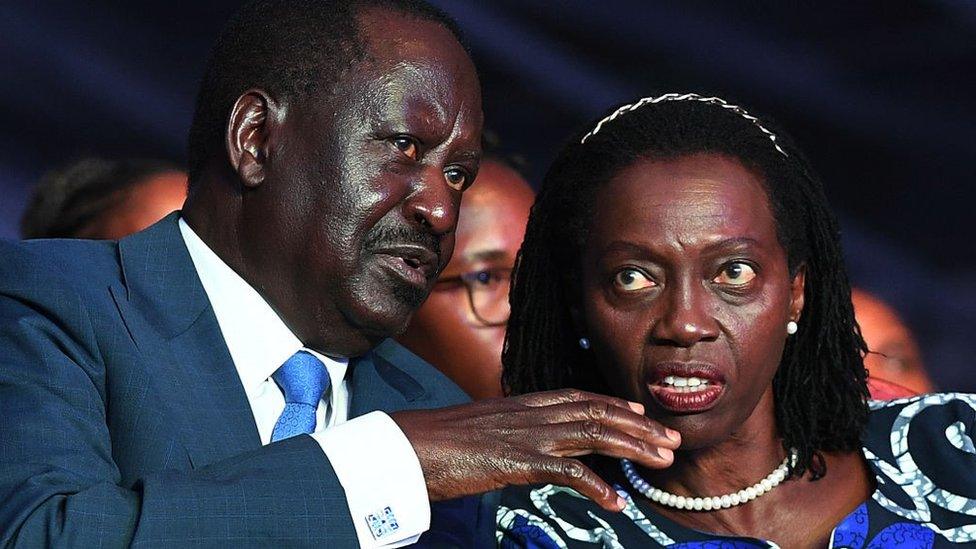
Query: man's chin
xmin=390 ymin=280 xmax=429 ymax=310
xmin=342 ymin=266 xmax=433 ymax=340
xmin=347 ymin=291 xmax=428 ymax=339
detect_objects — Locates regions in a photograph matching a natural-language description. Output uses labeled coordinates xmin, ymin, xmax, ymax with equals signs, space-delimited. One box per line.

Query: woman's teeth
xmin=661 ymin=375 xmax=711 ymax=392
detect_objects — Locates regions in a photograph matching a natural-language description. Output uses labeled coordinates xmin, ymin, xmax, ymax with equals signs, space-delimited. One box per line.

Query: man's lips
xmin=372 ymin=244 xmax=439 ymax=287
xmin=646 ymin=362 xmax=727 ymax=414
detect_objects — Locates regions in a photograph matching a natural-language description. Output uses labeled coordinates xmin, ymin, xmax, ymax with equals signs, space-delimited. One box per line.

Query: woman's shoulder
xmin=861 ymin=392 xmax=976 ymax=545
xmin=867 ymin=391 xmax=976 ymax=411
xmin=864 ymin=391 xmax=975 ymax=447
xmin=863 ymin=392 xmax=975 ymax=473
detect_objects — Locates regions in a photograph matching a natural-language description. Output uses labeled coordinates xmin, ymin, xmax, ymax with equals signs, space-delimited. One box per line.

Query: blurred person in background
xmin=398 ymin=153 xmax=534 ymax=400
xmin=20 ymin=157 xmax=187 ymax=240
xmin=853 ymin=287 xmax=935 ymax=396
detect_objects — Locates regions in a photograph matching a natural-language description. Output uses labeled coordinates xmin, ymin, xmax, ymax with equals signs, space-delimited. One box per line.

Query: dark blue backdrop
xmin=1 ymin=1 xmax=973 ymax=390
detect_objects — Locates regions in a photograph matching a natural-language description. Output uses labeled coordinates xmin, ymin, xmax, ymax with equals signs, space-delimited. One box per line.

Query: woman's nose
xmin=650 ymin=280 xmax=719 ymax=347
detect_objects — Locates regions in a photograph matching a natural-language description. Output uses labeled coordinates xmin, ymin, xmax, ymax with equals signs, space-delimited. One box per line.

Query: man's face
xmin=244 ymin=10 xmax=483 ymax=356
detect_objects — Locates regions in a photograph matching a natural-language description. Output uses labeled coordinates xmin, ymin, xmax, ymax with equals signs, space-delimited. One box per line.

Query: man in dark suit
xmin=0 ymin=1 xmax=679 ymax=547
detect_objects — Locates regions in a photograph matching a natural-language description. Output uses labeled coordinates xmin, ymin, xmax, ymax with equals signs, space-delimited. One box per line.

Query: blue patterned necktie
xmin=270 ymin=350 xmax=331 ymax=442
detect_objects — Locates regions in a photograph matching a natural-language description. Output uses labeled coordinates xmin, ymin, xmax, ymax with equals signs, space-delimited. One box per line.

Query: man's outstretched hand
xmin=391 ymin=389 xmax=680 ymax=512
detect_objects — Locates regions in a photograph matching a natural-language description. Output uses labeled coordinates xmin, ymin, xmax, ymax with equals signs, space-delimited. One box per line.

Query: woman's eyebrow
xmin=599 ymin=240 xmax=664 ymax=260
xmin=601 ymin=237 xmax=761 ymax=255
xmin=702 ymin=237 xmax=762 ymax=253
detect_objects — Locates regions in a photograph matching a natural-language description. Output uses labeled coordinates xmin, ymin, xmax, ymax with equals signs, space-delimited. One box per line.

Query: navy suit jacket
xmin=0 ymin=214 xmax=494 ymax=547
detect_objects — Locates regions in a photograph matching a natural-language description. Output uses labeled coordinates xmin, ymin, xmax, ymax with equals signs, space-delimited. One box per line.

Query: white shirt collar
xmin=178 ymin=217 xmax=348 ymax=398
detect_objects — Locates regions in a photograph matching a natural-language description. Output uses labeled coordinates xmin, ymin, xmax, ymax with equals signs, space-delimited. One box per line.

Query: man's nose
xmin=403 ymin=168 xmax=459 ymax=235
xmin=649 ymin=278 xmax=720 ymax=347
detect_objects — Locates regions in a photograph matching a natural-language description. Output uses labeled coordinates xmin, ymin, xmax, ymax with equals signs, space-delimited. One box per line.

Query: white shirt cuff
xmin=312 ymin=410 xmax=430 ymax=547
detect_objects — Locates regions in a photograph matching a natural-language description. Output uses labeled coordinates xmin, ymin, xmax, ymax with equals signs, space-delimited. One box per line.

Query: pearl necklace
xmin=620 ymin=449 xmax=797 ymax=511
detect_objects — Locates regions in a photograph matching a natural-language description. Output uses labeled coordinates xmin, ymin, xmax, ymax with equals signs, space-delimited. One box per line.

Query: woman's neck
xmin=642 ymin=390 xmax=785 ymax=499
xmin=612 ymin=390 xmax=874 ymax=547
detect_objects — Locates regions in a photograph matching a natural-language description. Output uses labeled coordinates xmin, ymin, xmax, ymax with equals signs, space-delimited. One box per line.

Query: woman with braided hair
xmin=496 ymin=94 xmax=976 ymax=547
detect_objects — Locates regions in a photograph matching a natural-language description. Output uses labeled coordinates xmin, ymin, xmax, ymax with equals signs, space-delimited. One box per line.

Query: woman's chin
xmin=646 ymin=404 xmax=737 ymax=451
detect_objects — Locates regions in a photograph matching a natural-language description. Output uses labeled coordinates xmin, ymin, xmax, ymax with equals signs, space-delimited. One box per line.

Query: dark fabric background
xmin=1 ymin=1 xmax=973 ymax=390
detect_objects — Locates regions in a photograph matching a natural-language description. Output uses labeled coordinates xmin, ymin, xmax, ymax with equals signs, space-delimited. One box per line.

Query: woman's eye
xmin=712 ymin=262 xmax=757 ymax=286
xmin=391 ymin=136 xmax=419 ymax=160
xmin=613 ymin=268 xmax=655 ymax=291
xmin=444 ymin=167 xmax=470 ymax=190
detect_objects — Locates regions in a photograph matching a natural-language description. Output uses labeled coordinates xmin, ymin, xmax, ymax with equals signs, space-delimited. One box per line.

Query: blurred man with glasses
xmin=398 ymin=156 xmax=533 ymax=399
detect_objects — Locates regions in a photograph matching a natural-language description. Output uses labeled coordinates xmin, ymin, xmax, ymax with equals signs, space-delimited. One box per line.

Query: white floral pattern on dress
xmin=866 ymin=393 xmax=976 ymax=544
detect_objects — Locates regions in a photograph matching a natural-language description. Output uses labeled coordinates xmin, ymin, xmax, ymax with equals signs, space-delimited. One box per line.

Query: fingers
xmin=519 ymin=388 xmax=643 ymax=415
xmin=518 ymin=399 xmax=681 ymax=450
xmin=397 ymin=390 xmax=681 ymax=511
xmin=534 ymin=457 xmax=626 ymax=512
xmin=542 ymin=420 xmax=675 ymax=468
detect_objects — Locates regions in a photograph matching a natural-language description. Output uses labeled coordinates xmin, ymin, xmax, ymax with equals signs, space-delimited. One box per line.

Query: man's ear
xmin=225 ymin=89 xmax=276 ymax=188
xmin=790 ymin=264 xmax=806 ymax=323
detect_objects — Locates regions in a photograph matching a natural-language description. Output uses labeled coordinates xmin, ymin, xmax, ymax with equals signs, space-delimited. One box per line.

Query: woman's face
xmin=578 ymin=153 xmax=804 ymax=449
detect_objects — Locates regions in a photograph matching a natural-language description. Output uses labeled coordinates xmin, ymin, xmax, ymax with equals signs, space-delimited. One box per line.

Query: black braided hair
xmin=502 ymin=95 xmax=869 ymax=479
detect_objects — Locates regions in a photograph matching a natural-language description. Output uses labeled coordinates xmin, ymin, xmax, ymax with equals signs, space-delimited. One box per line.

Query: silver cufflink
xmin=366 ymin=506 xmax=400 ymax=540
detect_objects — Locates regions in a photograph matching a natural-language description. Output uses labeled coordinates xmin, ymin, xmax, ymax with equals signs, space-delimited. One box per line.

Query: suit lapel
xmin=111 ymin=213 xmax=261 ymax=468
xmin=348 ymin=345 xmax=426 ymax=418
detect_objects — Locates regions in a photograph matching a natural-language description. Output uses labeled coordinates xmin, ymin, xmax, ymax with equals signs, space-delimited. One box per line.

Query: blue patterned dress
xmin=497 ymin=393 xmax=976 ymax=548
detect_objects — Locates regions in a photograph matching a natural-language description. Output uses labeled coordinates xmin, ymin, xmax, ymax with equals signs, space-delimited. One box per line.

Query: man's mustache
xmin=363 ymin=225 xmax=442 ymax=264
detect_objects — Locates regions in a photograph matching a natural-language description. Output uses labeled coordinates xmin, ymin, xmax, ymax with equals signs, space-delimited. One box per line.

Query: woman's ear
xmin=790 ymin=264 xmax=806 ymax=323
xmin=564 ymin=273 xmax=586 ymax=336
xmin=569 ymin=303 xmax=584 ymax=335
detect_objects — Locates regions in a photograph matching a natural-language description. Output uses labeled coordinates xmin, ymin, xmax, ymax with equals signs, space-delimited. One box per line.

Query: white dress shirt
xmin=179 ymin=219 xmax=429 ymax=547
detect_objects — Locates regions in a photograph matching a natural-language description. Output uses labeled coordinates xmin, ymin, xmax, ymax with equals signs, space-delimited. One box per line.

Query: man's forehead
xmin=334 ymin=9 xmax=481 ymax=129
xmin=356 ymin=6 xmax=463 ymax=58
xmin=360 ymin=63 xmax=456 ymax=115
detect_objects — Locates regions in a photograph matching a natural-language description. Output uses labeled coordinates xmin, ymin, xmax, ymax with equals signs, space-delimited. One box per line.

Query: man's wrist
xmin=312 ymin=411 xmax=430 ymax=547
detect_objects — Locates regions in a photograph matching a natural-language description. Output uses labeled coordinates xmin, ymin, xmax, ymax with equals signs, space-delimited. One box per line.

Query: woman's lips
xmin=645 ymin=362 xmax=726 ymax=414
xmin=648 ymin=383 xmax=725 ymax=413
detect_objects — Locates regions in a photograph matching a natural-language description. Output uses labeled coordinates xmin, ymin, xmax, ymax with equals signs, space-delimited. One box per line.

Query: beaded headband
xmin=579 ymin=92 xmax=789 ymax=158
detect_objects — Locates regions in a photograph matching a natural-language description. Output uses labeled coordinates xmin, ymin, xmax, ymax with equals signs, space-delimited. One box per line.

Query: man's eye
xmin=712 ymin=262 xmax=757 ymax=286
xmin=391 ymin=136 xmax=419 ymax=160
xmin=613 ymin=268 xmax=655 ymax=291
xmin=444 ymin=167 xmax=470 ymax=190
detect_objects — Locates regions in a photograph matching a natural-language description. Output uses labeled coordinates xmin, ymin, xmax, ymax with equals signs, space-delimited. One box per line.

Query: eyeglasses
xmin=433 ymin=267 xmax=512 ymax=327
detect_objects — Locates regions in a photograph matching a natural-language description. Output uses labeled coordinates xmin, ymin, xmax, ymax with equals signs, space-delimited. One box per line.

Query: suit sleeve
xmin=0 ymin=252 xmax=359 ymax=547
